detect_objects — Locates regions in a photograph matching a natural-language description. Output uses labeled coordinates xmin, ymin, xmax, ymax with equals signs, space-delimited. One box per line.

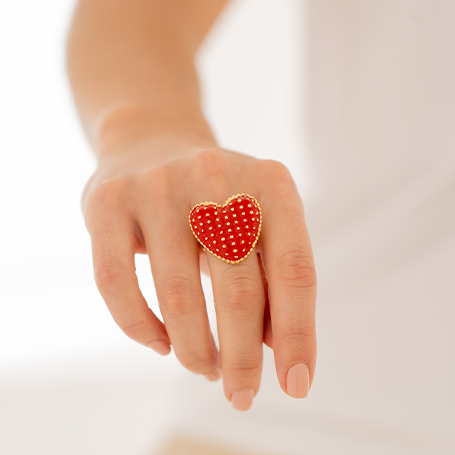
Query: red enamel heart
xmin=189 ymin=194 xmax=262 ymax=264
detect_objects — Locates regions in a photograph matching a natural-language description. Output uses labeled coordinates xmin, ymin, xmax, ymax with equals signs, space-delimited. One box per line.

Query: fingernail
xmin=286 ymin=363 xmax=309 ymax=398
xmin=231 ymin=389 xmax=254 ymax=411
xmin=203 ymin=369 xmax=221 ymax=382
xmin=148 ymin=340 xmax=171 ymax=356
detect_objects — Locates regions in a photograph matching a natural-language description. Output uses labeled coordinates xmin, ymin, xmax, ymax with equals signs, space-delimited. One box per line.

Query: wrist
xmin=94 ymin=102 xmax=218 ymax=161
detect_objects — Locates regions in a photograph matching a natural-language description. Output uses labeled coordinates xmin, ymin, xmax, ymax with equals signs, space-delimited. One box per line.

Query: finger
xmin=138 ymin=199 xmax=220 ymax=380
xmin=88 ymin=204 xmax=171 ymax=356
xmin=260 ymin=165 xmax=317 ymax=399
xmin=207 ymin=251 xmax=265 ymax=411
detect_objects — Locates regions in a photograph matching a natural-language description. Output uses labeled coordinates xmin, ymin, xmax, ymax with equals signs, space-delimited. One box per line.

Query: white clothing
xmin=175 ymin=1 xmax=455 ymax=454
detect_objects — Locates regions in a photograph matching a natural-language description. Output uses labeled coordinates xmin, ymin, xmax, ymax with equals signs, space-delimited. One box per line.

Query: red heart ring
xmin=188 ymin=194 xmax=262 ymax=264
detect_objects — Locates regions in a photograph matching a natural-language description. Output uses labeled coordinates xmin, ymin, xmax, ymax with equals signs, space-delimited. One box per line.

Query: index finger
xmin=259 ymin=162 xmax=317 ymax=399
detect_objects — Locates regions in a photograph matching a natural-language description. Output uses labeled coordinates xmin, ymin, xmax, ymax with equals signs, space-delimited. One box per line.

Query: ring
xmin=188 ymin=193 xmax=262 ymax=264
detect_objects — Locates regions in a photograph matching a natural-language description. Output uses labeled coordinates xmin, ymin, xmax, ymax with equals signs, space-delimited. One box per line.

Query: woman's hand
xmin=83 ymin=136 xmax=317 ymax=411
xmin=68 ymin=0 xmax=316 ymax=411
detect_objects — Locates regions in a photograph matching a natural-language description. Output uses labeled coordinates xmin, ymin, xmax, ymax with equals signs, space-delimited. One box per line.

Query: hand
xmin=83 ymin=141 xmax=317 ymax=411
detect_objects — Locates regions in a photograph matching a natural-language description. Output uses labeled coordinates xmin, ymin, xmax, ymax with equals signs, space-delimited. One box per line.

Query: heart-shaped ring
xmin=188 ymin=194 xmax=262 ymax=264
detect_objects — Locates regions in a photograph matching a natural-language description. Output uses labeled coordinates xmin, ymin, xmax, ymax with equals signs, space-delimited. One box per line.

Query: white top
xmin=176 ymin=1 xmax=455 ymax=454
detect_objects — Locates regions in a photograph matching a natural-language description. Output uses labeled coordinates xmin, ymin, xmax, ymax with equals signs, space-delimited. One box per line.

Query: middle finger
xmin=206 ymin=250 xmax=265 ymax=411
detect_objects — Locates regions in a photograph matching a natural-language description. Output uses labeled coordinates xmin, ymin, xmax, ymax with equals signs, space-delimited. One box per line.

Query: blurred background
xmin=1 ymin=1 xmax=454 ymax=454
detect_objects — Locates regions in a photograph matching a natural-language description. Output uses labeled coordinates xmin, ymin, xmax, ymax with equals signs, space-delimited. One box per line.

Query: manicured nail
xmin=203 ymin=369 xmax=221 ymax=382
xmin=286 ymin=363 xmax=309 ymax=398
xmin=148 ymin=340 xmax=171 ymax=356
xmin=231 ymin=389 xmax=254 ymax=411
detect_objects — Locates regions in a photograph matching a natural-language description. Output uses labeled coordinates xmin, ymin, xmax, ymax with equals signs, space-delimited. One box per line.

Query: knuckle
xmin=281 ymin=326 xmax=317 ymax=359
xmin=261 ymin=159 xmax=293 ymax=184
xmin=274 ymin=250 xmax=317 ymax=289
xmin=85 ymin=178 xmax=128 ymax=228
xmin=138 ymin=166 xmax=173 ymax=200
xmin=282 ymin=325 xmax=316 ymax=344
xmin=94 ymin=258 xmax=133 ymax=292
xmin=194 ymin=149 xmax=225 ymax=171
xmin=89 ymin=178 xmax=126 ymax=208
xmin=192 ymin=149 xmax=228 ymax=194
xmin=219 ymin=271 xmax=263 ymax=313
xmin=179 ymin=355 xmax=217 ymax=375
xmin=117 ymin=317 xmax=149 ymax=339
xmin=224 ymin=356 xmax=263 ymax=380
xmin=160 ymin=275 xmax=201 ymax=316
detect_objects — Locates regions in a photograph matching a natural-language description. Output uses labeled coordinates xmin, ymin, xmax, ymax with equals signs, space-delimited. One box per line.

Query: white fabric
xmin=302 ymin=1 xmax=455 ymax=452
xmin=177 ymin=1 xmax=455 ymax=454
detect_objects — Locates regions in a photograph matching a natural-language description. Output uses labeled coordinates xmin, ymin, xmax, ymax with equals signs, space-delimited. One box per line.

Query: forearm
xmin=66 ymin=0 xmax=228 ymax=155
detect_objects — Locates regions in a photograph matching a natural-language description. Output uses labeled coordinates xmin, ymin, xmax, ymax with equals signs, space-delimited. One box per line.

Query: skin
xmin=67 ymin=0 xmax=317 ymax=409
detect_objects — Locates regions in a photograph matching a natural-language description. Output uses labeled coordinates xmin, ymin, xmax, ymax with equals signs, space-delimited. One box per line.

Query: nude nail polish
xmin=286 ymin=363 xmax=309 ymax=398
xmin=231 ymin=389 xmax=254 ymax=411
xmin=148 ymin=340 xmax=171 ymax=356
